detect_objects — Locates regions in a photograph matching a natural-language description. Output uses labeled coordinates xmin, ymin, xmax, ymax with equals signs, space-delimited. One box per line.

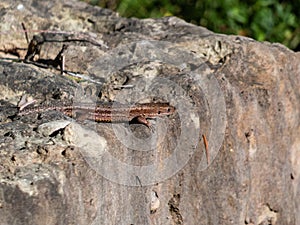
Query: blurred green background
xmin=84 ymin=0 xmax=300 ymax=51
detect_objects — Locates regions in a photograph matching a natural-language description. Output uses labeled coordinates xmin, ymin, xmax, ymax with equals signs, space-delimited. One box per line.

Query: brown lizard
xmin=18 ymin=102 xmax=175 ymax=128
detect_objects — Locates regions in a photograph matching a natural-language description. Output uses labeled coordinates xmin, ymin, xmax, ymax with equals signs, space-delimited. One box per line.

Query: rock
xmin=37 ymin=120 xmax=71 ymax=137
xmin=0 ymin=0 xmax=299 ymax=224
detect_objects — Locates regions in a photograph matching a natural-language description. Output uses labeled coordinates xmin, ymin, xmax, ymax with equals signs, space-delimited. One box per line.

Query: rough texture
xmin=0 ymin=0 xmax=299 ymax=225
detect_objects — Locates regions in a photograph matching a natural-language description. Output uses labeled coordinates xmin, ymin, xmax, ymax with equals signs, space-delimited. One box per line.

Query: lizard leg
xmin=135 ymin=116 xmax=154 ymax=131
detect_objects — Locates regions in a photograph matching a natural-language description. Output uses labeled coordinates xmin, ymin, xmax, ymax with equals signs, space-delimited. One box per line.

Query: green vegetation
xmin=85 ymin=0 xmax=300 ymax=50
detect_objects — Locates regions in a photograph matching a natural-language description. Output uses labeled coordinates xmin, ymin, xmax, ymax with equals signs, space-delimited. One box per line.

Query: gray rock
xmin=0 ymin=0 xmax=299 ymax=224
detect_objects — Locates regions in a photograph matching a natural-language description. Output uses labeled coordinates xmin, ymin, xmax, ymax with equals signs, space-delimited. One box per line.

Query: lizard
xmin=18 ymin=102 xmax=175 ymax=128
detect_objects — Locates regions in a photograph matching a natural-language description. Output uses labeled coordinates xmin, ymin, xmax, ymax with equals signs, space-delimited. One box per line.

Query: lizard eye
xmin=158 ymin=110 xmax=161 ymax=114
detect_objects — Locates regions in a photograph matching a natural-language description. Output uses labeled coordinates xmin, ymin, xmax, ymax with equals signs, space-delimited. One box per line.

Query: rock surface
xmin=0 ymin=0 xmax=299 ymax=225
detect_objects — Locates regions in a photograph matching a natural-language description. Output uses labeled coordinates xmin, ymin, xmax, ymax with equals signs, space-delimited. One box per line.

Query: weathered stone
xmin=0 ymin=0 xmax=299 ymax=225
